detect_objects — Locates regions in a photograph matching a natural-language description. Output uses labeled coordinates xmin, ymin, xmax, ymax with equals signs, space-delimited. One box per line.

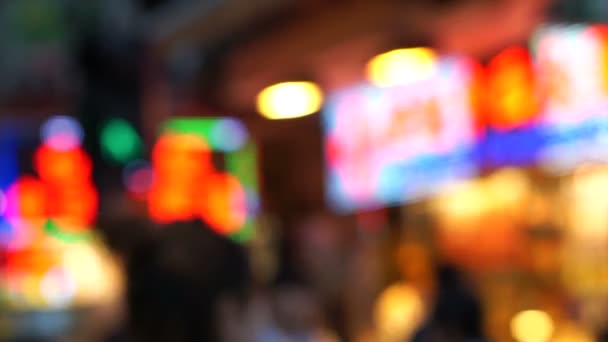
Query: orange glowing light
xmin=197 ymin=173 xmax=247 ymax=234
xmin=34 ymin=146 xmax=92 ymax=185
xmin=7 ymin=177 xmax=48 ymax=224
xmin=485 ymin=47 xmax=541 ymax=130
xmin=152 ymin=134 xmax=211 ymax=180
xmin=4 ymin=248 xmax=58 ymax=275
xmin=148 ymin=185 xmax=195 ymax=223
xmin=589 ymin=25 xmax=608 ymax=95
xmin=49 ymin=184 xmax=98 ymax=229
xmin=469 ymin=61 xmax=490 ymax=133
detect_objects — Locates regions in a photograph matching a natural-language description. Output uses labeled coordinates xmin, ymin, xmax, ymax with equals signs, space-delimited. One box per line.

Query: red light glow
xmin=152 ymin=134 xmax=212 ymax=181
xmin=148 ymin=184 xmax=196 ymax=223
xmin=34 ymin=146 xmax=92 ymax=185
xmin=4 ymin=247 xmax=58 ymax=276
xmin=485 ymin=47 xmax=541 ymax=130
xmin=197 ymin=173 xmax=247 ymax=235
xmin=589 ymin=24 xmax=608 ymax=96
xmin=6 ymin=177 xmax=49 ymax=225
xmin=49 ymin=184 xmax=98 ymax=229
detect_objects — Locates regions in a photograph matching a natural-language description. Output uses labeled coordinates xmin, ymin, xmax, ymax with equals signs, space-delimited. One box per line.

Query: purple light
xmin=0 ymin=189 xmax=6 ymax=217
xmin=41 ymin=116 xmax=84 ymax=151
xmin=123 ymin=160 xmax=154 ymax=195
xmin=211 ymin=118 xmax=248 ymax=152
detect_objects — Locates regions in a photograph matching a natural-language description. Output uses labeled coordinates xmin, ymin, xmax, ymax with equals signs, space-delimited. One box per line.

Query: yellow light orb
xmin=511 ymin=310 xmax=554 ymax=342
xmin=256 ymin=81 xmax=324 ymax=120
xmin=374 ymin=283 xmax=425 ymax=342
xmin=61 ymin=242 xmax=123 ymax=305
xmin=367 ymin=48 xmax=438 ymax=87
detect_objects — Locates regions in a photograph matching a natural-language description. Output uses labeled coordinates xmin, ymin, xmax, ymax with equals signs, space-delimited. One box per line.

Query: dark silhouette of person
xmin=106 ymin=220 xmax=250 ymax=342
xmin=413 ymin=265 xmax=486 ymax=342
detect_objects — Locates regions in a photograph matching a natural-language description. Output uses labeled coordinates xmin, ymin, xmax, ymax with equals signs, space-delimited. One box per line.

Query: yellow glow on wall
xmin=256 ymin=81 xmax=323 ymax=120
xmin=511 ymin=310 xmax=554 ymax=342
xmin=367 ymin=48 xmax=438 ymax=87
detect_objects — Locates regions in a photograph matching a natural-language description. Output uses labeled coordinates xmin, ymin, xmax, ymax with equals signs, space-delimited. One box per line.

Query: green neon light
xmin=44 ymin=220 xmax=94 ymax=244
xmin=100 ymin=118 xmax=142 ymax=163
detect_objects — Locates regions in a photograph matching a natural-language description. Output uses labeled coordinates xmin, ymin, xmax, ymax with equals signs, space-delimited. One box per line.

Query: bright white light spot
xmin=367 ymin=48 xmax=438 ymax=87
xmin=256 ymin=82 xmax=324 ymax=120
xmin=511 ymin=310 xmax=554 ymax=342
xmin=40 ymin=266 xmax=76 ymax=308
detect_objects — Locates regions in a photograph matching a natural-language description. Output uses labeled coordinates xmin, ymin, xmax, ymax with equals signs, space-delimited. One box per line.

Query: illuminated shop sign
xmin=323 ymin=58 xmax=478 ymax=211
xmin=325 ymin=24 xmax=608 ymax=211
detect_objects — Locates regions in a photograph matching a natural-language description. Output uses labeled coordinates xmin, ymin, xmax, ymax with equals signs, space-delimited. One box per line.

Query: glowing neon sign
xmin=147 ymin=117 xmax=259 ymax=242
xmin=324 ymin=58 xmax=478 ymax=211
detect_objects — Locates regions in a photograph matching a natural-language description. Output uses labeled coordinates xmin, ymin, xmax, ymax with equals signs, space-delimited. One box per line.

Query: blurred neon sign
xmin=324 ymin=58 xmax=478 ymax=211
xmin=147 ymin=117 xmax=259 ymax=242
xmin=325 ymin=24 xmax=608 ymax=210
xmin=479 ymin=47 xmax=542 ymax=131
xmin=0 ymin=116 xmax=109 ymax=311
xmin=0 ymin=117 xmax=97 ymax=248
xmin=532 ymin=24 xmax=608 ymax=169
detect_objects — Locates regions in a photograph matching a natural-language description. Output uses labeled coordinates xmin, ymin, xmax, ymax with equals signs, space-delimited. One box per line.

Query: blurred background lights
xmin=152 ymin=133 xmax=211 ymax=179
xmin=61 ymin=243 xmax=123 ymax=305
xmin=485 ymin=47 xmax=540 ymax=130
xmin=41 ymin=116 xmax=84 ymax=151
xmin=39 ymin=266 xmax=76 ymax=309
xmin=373 ymin=283 xmax=425 ymax=342
xmin=0 ymin=189 xmax=6 ymax=216
xmin=6 ymin=176 xmax=48 ymax=225
xmin=123 ymin=160 xmax=154 ymax=196
xmin=256 ymin=81 xmax=324 ymax=119
xmin=163 ymin=117 xmax=249 ymax=152
xmin=367 ymin=47 xmax=438 ymax=87
xmin=100 ymin=118 xmax=142 ymax=163
xmin=511 ymin=310 xmax=555 ymax=342
xmin=198 ymin=173 xmax=247 ymax=235
xmin=35 ymin=145 xmax=93 ymax=185
xmin=210 ymin=118 xmax=248 ymax=151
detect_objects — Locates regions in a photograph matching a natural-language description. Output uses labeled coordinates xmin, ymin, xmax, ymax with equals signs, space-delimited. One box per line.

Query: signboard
xmin=323 ymin=58 xmax=477 ymax=212
xmin=324 ymin=24 xmax=608 ymax=211
xmin=533 ymin=24 xmax=608 ymax=170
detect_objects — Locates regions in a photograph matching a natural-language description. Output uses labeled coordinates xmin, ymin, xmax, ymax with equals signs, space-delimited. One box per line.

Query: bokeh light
xmin=256 ymin=81 xmax=323 ymax=120
xmin=485 ymin=47 xmax=540 ymax=130
xmin=6 ymin=176 xmax=49 ymax=226
xmin=41 ymin=116 xmax=84 ymax=151
xmin=123 ymin=160 xmax=154 ymax=197
xmin=511 ymin=310 xmax=554 ymax=342
xmin=210 ymin=118 xmax=249 ymax=152
xmin=367 ymin=48 xmax=438 ymax=87
xmin=0 ymin=189 xmax=6 ymax=216
xmin=50 ymin=184 xmax=98 ymax=229
xmin=373 ymin=283 xmax=425 ymax=342
xmin=148 ymin=121 xmax=258 ymax=239
xmin=152 ymin=133 xmax=211 ymax=180
xmin=148 ymin=184 xmax=196 ymax=223
xmin=100 ymin=118 xmax=142 ymax=163
xmin=197 ymin=173 xmax=247 ymax=235
xmin=61 ymin=242 xmax=123 ymax=305
xmin=34 ymin=145 xmax=92 ymax=185
xmin=39 ymin=266 xmax=76 ymax=309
